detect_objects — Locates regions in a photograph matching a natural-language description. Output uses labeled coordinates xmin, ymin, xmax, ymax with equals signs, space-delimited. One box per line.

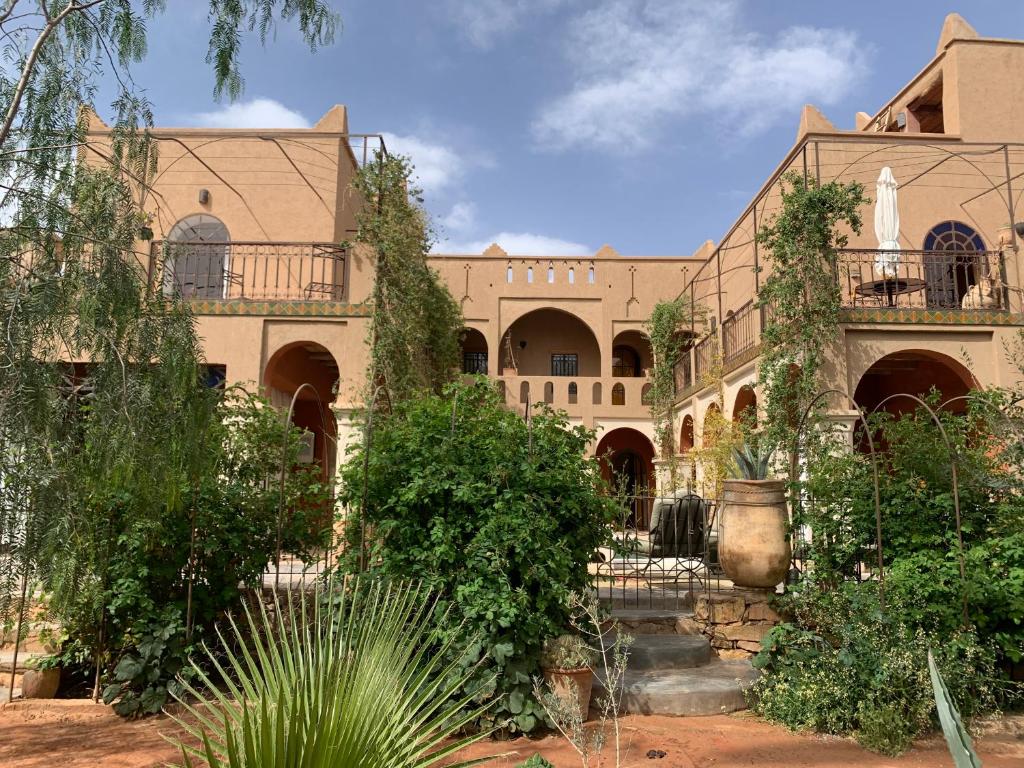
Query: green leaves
xmin=171 ymin=577 xmax=496 ymax=768
xmin=338 ymin=379 xmax=617 ymax=733
xmin=756 ymin=172 xmax=867 ymax=447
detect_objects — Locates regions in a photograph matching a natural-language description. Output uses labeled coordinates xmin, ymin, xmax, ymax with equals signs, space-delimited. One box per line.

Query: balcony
xmin=837 ymin=249 xmax=1005 ymax=312
xmin=151 ymin=241 xmax=347 ymax=303
xmin=496 ymin=375 xmax=651 ymax=418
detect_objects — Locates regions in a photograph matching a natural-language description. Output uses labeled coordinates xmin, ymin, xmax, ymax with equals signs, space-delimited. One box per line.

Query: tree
xmin=350 ymin=152 xmax=462 ymax=410
xmin=0 ymin=0 xmax=338 ymax=703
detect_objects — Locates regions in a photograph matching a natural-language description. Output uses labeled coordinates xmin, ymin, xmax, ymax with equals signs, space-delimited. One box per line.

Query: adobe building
xmin=86 ymin=13 xmax=1024 ymax=500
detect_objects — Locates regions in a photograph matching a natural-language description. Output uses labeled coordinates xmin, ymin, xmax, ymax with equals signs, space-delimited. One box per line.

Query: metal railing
xmin=693 ymin=333 xmax=719 ymax=382
xmin=837 ymin=248 xmax=1005 ymax=311
xmin=722 ymin=301 xmax=757 ymax=365
xmin=593 ymin=492 xmax=725 ymax=610
xmin=152 ymin=241 xmax=347 ymax=302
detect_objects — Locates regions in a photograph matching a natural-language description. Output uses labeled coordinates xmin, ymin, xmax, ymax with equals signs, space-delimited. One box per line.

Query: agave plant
xmin=171 ymin=577 xmax=498 ymax=768
xmin=730 ymin=439 xmax=775 ymax=480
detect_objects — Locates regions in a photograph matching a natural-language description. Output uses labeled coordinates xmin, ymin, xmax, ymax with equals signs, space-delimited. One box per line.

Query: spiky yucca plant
xmin=171 ymin=578 xmax=498 ymax=768
xmin=730 ymin=440 xmax=775 ymax=480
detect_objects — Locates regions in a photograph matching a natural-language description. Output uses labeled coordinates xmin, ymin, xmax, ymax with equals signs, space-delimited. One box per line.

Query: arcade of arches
xmin=853 ymin=350 xmax=976 ymax=417
xmin=263 ymin=341 xmax=339 ymax=481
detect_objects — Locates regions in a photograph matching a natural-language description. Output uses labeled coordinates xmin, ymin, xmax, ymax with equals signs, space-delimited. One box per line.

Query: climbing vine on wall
xmin=756 ymin=171 xmax=868 ymax=447
xmin=351 ymin=153 xmax=463 ymax=410
xmin=646 ymin=296 xmax=706 ymax=489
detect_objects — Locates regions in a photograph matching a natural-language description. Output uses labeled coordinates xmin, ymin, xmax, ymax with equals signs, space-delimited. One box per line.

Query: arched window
xmin=519 ymin=381 xmax=530 ymax=404
xmin=527 ymin=266 xmax=534 ymax=284
xmin=923 ymin=221 xmax=988 ymax=308
xmin=587 ymin=265 xmax=595 ymax=284
xmin=165 ymin=214 xmax=230 ymax=299
xmin=641 ymin=383 xmax=653 ymax=405
xmin=568 ymin=381 xmax=578 ymax=404
xmin=568 ymin=267 xmax=575 ymax=284
xmin=547 ymin=264 xmax=555 ymax=283
xmin=612 ymin=383 xmax=625 ymax=406
xmin=924 ymin=221 xmax=986 ymax=252
xmin=543 ymin=381 xmax=554 ymax=404
xmin=506 ymin=264 xmax=513 ymax=283
xmin=592 ymin=382 xmax=602 ymax=405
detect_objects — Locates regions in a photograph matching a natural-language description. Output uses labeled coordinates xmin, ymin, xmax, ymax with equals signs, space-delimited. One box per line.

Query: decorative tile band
xmin=188 ymin=299 xmax=373 ymax=317
xmin=840 ymin=308 xmax=1024 ymax=326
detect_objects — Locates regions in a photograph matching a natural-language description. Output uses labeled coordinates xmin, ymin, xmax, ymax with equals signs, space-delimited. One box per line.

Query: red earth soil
xmin=1 ymin=699 xmax=1022 ymax=768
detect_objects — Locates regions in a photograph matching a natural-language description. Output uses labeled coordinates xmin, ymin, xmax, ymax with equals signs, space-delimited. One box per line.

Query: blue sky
xmin=118 ymin=1 xmax=1024 ymax=256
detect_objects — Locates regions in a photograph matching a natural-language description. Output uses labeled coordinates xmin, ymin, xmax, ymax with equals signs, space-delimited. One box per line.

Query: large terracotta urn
xmin=719 ymin=479 xmax=791 ymax=588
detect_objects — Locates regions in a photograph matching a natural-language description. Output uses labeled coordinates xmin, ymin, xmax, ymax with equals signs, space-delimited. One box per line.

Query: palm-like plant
xmin=171 ymin=578 xmax=498 ymax=767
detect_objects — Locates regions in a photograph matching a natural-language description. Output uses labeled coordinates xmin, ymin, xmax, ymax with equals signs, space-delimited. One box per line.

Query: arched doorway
xmin=679 ymin=415 xmax=694 ymax=453
xmin=854 ymin=350 xmax=976 ymax=418
xmin=733 ymin=385 xmax=757 ymax=428
xmin=611 ymin=330 xmax=653 ymax=377
xmin=922 ymin=221 xmax=987 ymax=308
xmin=459 ymin=327 xmax=488 ymax=374
xmin=595 ymin=428 xmax=656 ymax=529
xmin=165 ymin=213 xmax=230 ymax=299
xmin=264 ymin=341 xmax=340 ymax=481
xmin=501 ymin=308 xmax=600 ymax=376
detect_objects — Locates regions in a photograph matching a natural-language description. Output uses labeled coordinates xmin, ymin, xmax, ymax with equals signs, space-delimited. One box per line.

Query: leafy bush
xmin=338 ymin=379 xmax=616 ymax=733
xmin=751 ymin=582 xmax=997 ymax=755
xmin=61 ymin=389 xmax=332 ymax=715
xmin=540 ymin=633 xmax=598 ymax=670
xmin=753 ymin=394 xmax=1022 ymax=753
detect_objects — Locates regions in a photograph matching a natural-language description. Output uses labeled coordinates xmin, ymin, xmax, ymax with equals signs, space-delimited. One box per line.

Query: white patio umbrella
xmin=874 ymin=167 xmax=900 ymax=277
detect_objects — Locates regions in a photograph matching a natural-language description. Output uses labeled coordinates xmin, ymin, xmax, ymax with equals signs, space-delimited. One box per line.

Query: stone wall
xmin=693 ymin=589 xmax=781 ymax=659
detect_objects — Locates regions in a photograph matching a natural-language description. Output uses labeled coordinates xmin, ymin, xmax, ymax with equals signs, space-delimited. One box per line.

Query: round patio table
xmin=854 ymin=277 xmax=927 ymax=307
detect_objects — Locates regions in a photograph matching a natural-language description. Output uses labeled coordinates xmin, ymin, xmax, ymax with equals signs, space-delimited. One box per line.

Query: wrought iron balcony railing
xmin=721 ymin=301 xmax=757 ymax=366
xmin=837 ymin=248 xmax=1005 ymax=311
xmin=151 ymin=241 xmax=347 ymax=303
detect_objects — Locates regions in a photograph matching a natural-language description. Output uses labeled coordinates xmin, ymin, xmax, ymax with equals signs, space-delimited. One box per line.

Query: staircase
xmin=594 ymin=608 xmax=758 ymax=716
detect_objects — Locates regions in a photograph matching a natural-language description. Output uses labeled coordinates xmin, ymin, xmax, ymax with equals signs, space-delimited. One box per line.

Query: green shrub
xmin=750 ymin=581 xmax=998 ymax=755
xmin=338 ymin=379 xmax=617 ymax=733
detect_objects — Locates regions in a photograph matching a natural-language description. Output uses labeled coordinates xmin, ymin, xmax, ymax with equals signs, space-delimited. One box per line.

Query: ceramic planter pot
xmin=719 ymin=478 xmax=791 ymax=588
xmin=542 ymin=667 xmax=593 ymax=719
xmin=22 ymin=667 xmax=60 ymax=699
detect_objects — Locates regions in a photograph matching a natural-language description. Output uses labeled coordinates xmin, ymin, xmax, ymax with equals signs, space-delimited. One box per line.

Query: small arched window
xmin=519 ymin=381 xmax=530 ymax=404
xmin=568 ymin=267 xmax=575 ymax=284
xmin=547 ymin=265 xmax=555 ymax=283
xmin=612 ymin=383 xmax=625 ymax=406
xmin=527 ymin=266 xmax=534 ymax=284
xmin=544 ymin=381 xmax=554 ymax=404
xmin=587 ymin=265 xmax=595 ymax=284
xmin=506 ymin=264 xmax=513 ymax=283
xmin=641 ymin=383 xmax=653 ymax=405
xmin=568 ymin=381 xmax=578 ymax=404
xmin=592 ymin=382 xmax=602 ymax=405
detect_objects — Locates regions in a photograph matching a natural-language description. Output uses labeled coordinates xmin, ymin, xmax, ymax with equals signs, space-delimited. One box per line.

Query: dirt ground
xmin=1 ymin=699 xmax=1022 ymax=768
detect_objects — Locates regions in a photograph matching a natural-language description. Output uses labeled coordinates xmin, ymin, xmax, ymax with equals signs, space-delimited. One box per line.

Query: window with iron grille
xmin=462 ymin=352 xmax=488 ymax=374
xmin=550 ymin=353 xmax=578 ymax=377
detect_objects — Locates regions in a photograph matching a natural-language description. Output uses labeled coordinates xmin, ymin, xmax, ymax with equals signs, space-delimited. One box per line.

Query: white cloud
xmin=383 ymin=132 xmax=471 ymax=194
xmin=532 ymin=0 xmax=868 ymax=152
xmin=440 ymin=201 xmax=478 ymax=233
xmin=445 ymin=0 xmax=571 ymax=49
xmin=434 ymin=231 xmax=591 ymax=256
xmin=188 ymin=98 xmax=311 ymax=129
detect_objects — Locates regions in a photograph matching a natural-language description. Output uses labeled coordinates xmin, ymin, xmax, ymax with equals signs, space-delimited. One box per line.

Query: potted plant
xmin=718 ymin=439 xmax=792 ymax=589
xmin=21 ymin=655 xmax=61 ymax=699
xmin=540 ymin=633 xmax=598 ymax=719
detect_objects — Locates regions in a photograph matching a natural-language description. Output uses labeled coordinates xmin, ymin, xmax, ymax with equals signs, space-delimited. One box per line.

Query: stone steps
xmin=602 ymin=605 xmax=758 ymax=716
xmin=594 ymin=659 xmax=757 ymax=716
xmin=615 ymin=633 xmax=711 ymax=670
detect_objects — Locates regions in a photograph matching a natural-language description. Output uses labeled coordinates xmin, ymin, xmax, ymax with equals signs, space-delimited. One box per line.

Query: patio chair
xmin=639 ymin=492 xmax=707 ymax=558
